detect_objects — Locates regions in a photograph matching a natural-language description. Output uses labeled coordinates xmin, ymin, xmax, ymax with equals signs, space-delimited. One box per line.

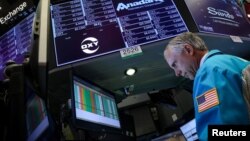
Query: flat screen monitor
xmin=180 ymin=118 xmax=198 ymax=141
xmin=71 ymin=75 xmax=121 ymax=131
xmin=0 ymin=13 xmax=34 ymax=81
xmin=50 ymin=0 xmax=188 ymax=66
xmin=25 ymin=80 xmax=50 ymax=141
xmin=184 ymin=0 xmax=250 ymax=38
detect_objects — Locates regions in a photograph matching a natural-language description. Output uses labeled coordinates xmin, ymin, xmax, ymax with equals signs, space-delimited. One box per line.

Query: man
xmin=163 ymin=32 xmax=250 ymax=141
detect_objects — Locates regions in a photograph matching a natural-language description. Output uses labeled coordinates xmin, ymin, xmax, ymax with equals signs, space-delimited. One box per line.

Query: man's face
xmin=164 ymin=46 xmax=197 ymax=80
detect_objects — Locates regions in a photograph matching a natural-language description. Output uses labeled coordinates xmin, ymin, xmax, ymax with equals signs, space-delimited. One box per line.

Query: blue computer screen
xmin=0 ymin=13 xmax=34 ymax=81
xmin=180 ymin=118 xmax=198 ymax=141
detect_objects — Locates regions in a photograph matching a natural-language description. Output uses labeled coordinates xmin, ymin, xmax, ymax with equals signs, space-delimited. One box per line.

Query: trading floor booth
xmin=48 ymin=0 xmax=250 ymax=140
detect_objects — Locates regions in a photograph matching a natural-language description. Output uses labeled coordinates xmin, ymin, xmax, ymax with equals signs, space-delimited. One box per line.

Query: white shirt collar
xmin=200 ymin=52 xmax=208 ymax=67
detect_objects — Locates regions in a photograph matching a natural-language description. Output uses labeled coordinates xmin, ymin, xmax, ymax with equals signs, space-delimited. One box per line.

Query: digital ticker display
xmin=50 ymin=0 xmax=188 ymax=66
xmin=0 ymin=13 xmax=34 ymax=80
xmin=184 ymin=0 xmax=250 ymax=38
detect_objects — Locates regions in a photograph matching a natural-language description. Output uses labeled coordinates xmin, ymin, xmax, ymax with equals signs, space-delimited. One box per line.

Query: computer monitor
xmin=71 ymin=74 xmax=121 ymax=132
xmin=0 ymin=12 xmax=34 ymax=81
xmin=180 ymin=118 xmax=199 ymax=141
xmin=25 ymin=80 xmax=50 ymax=141
xmin=4 ymin=63 xmax=55 ymax=141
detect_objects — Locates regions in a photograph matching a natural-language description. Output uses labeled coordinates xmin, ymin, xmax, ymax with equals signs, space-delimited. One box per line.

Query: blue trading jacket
xmin=193 ymin=50 xmax=250 ymax=141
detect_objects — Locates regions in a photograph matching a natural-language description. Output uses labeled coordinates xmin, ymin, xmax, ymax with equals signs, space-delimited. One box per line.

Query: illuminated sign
xmin=116 ymin=0 xmax=164 ymax=11
xmin=184 ymin=0 xmax=250 ymax=37
xmin=0 ymin=2 xmax=27 ymax=24
xmin=81 ymin=37 xmax=99 ymax=54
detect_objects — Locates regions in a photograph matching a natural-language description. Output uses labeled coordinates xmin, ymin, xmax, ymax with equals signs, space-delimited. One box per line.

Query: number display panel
xmin=0 ymin=13 xmax=34 ymax=80
xmin=50 ymin=0 xmax=188 ymax=66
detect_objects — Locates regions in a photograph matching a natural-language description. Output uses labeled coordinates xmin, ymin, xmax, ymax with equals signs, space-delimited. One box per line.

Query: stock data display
xmin=50 ymin=0 xmax=188 ymax=66
xmin=0 ymin=13 xmax=34 ymax=80
xmin=184 ymin=0 xmax=250 ymax=38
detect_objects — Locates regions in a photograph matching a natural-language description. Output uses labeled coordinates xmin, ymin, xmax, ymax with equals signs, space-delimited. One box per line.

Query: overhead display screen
xmin=0 ymin=0 xmax=36 ymax=37
xmin=184 ymin=0 xmax=250 ymax=38
xmin=50 ymin=0 xmax=188 ymax=66
xmin=0 ymin=13 xmax=34 ymax=81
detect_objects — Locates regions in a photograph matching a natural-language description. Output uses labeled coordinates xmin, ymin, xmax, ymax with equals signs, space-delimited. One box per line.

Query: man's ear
xmin=184 ymin=44 xmax=194 ymax=55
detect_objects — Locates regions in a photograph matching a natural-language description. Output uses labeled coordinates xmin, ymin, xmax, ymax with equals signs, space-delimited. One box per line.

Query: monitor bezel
xmin=70 ymin=72 xmax=122 ymax=133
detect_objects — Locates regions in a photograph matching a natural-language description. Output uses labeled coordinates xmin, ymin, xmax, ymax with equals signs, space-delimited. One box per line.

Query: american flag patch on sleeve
xmin=196 ymin=88 xmax=219 ymax=113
